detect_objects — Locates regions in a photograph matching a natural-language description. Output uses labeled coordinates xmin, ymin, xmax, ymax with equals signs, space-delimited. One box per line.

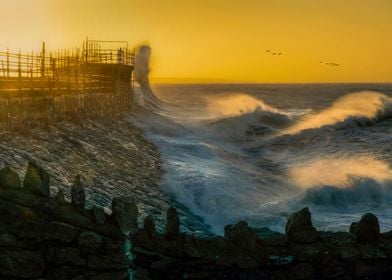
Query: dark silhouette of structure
xmin=0 ymin=39 xmax=135 ymax=130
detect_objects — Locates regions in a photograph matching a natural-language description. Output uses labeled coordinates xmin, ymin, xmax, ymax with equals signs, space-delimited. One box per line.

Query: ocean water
xmin=133 ymin=83 xmax=392 ymax=234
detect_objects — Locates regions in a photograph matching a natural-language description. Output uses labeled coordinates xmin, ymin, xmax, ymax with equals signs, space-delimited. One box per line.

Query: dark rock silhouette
xmin=71 ymin=175 xmax=85 ymax=208
xmin=112 ymin=196 xmax=139 ymax=235
xmin=285 ymin=207 xmax=318 ymax=243
xmin=166 ymin=207 xmax=180 ymax=238
xmin=0 ymin=166 xmax=21 ymax=189
xmin=0 ymin=162 xmax=391 ymax=279
xmin=144 ymin=214 xmax=156 ymax=237
xmin=23 ymin=161 xmax=50 ymax=197
xmin=350 ymin=213 xmax=380 ymax=243
xmin=224 ymin=221 xmax=258 ymax=251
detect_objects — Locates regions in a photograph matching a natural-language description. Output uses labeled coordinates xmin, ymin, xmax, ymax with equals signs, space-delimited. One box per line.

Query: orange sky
xmin=1 ymin=0 xmax=391 ymax=83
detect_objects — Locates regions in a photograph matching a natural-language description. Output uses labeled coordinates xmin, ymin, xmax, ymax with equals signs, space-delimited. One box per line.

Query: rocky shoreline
xmin=0 ymin=162 xmax=391 ymax=280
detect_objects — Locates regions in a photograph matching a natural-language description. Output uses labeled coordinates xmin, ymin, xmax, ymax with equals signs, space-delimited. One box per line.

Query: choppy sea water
xmin=132 ymin=83 xmax=392 ymax=234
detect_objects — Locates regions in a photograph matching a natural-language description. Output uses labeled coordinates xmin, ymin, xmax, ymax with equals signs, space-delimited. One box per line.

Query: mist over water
xmin=132 ymin=83 xmax=392 ymax=234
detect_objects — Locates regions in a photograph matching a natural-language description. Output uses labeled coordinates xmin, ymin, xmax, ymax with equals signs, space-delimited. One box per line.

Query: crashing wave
xmin=282 ymin=91 xmax=392 ymax=135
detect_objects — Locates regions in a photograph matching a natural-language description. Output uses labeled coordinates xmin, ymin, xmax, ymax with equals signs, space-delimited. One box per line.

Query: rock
xmin=93 ymin=206 xmax=107 ymax=225
xmin=350 ymin=222 xmax=359 ymax=235
xmin=71 ymin=175 xmax=85 ymax=208
xmin=23 ymin=162 xmax=50 ymax=197
xmin=351 ymin=213 xmax=380 ymax=243
xmin=90 ymin=271 xmax=128 ymax=280
xmin=55 ymin=189 xmax=67 ymax=204
xmin=289 ymin=263 xmax=314 ymax=279
xmin=0 ymin=166 xmax=21 ymax=189
xmin=52 ymin=247 xmax=86 ymax=266
xmin=112 ymin=197 xmax=139 ymax=235
xmin=78 ymin=231 xmax=103 ymax=250
xmin=0 ymin=232 xmax=17 ymax=243
xmin=88 ymin=253 xmax=130 ymax=270
xmin=0 ymin=250 xmax=45 ymax=278
xmin=254 ymin=227 xmax=285 ymax=239
xmin=286 ymin=207 xmax=318 ymax=243
xmin=18 ymin=221 xmax=80 ymax=243
xmin=144 ymin=214 xmax=156 ymax=237
xmin=224 ymin=221 xmax=258 ymax=251
xmin=166 ymin=207 xmax=180 ymax=238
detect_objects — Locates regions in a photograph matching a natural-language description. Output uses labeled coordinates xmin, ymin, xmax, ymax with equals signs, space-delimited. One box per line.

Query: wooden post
xmin=85 ymin=37 xmax=89 ymax=63
xmin=18 ymin=50 xmax=21 ymax=91
xmin=41 ymin=42 xmax=46 ymax=78
xmin=6 ymin=48 xmax=9 ymax=77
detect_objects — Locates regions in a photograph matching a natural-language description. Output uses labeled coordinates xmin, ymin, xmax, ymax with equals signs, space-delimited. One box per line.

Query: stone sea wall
xmin=0 ymin=163 xmax=391 ymax=280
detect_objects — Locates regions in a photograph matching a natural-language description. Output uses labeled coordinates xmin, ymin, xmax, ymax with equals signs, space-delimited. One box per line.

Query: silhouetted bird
xmin=272 ymin=53 xmax=277 ymax=55
xmin=266 ymin=50 xmax=271 ymax=52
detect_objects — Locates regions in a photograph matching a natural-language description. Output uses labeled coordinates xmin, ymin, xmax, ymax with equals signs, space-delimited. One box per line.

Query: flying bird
xmin=266 ymin=50 xmax=271 ymax=52
xmin=325 ymin=62 xmax=340 ymax=67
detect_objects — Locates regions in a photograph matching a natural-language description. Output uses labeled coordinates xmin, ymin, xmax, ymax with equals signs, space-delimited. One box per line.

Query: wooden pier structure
xmin=0 ymin=39 xmax=135 ymax=131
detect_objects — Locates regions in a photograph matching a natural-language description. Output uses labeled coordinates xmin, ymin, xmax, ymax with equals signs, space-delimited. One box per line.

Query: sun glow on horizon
xmin=1 ymin=0 xmax=392 ymax=83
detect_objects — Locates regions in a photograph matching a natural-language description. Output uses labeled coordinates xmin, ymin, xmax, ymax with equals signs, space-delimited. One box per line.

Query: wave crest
xmin=283 ymin=91 xmax=392 ymax=135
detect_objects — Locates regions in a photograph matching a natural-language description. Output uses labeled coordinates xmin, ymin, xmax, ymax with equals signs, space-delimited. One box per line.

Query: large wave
xmin=202 ymin=94 xmax=293 ymax=140
xmin=282 ymin=91 xmax=392 ymax=135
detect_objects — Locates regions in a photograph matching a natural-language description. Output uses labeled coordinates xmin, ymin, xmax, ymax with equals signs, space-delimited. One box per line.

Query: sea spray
xmin=133 ymin=82 xmax=392 ymax=233
xmin=282 ymin=91 xmax=392 ymax=134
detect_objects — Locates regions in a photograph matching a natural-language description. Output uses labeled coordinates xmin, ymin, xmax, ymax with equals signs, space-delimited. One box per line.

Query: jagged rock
xmin=351 ymin=213 xmax=380 ymax=243
xmin=0 ymin=250 xmax=45 ymax=278
xmin=112 ymin=197 xmax=138 ymax=235
xmin=55 ymin=189 xmax=67 ymax=204
xmin=93 ymin=206 xmax=107 ymax=225
xmin=71 ymin=175 xmax=85 ymax=208
xmin=224 ymin=221 xmax=258 ymax=250
xmin=144 ymin=214 xmax=156 ymax=237
xmin=78 ymin=231 xmax=103 ymax=250
xmin=23 ymin=162 xmax=50 ymax=197
xmin=0 ymin=167 xmax=21 ymax=189
xmin=166 ymin=207 xmax=180 ymax=238
xmin=286 ymin=207 xmax=318 ymax=243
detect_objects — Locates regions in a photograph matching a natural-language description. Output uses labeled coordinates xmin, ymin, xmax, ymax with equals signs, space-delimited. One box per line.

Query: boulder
xmin=112 ymin=197 xmax=138 ymax=235
xmin=23 ymin=162 xmax=50 ymax=197
xmin=144 ymin=214 xmax=156 ymax=237
xmin=166 ymin=207 xmax=180 ymax=238
xmin=71 ymin=175 xmax=85 ymax=208
xmin=224 ymin=221 xmax=258 ymax=251
xmin=0 ymin=167 xmax=21 ymax=189
xmin=285 ymin=207 xmax=318 ymax=243
xmin=351 ymin=213 xmax=380 ymax=243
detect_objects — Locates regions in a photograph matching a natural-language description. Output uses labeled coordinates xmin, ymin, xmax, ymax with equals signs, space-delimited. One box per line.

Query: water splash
xmin=283 ymin=91 xmax=392 ymax=134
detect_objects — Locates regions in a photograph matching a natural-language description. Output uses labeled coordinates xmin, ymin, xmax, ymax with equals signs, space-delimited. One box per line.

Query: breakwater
xmin=0 ymin=162 xmax=391 ymax=280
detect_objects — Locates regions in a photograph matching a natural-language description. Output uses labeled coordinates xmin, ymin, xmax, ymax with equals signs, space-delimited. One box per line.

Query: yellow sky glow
xmin=1 ymin=0 xmax=391 ymax=83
